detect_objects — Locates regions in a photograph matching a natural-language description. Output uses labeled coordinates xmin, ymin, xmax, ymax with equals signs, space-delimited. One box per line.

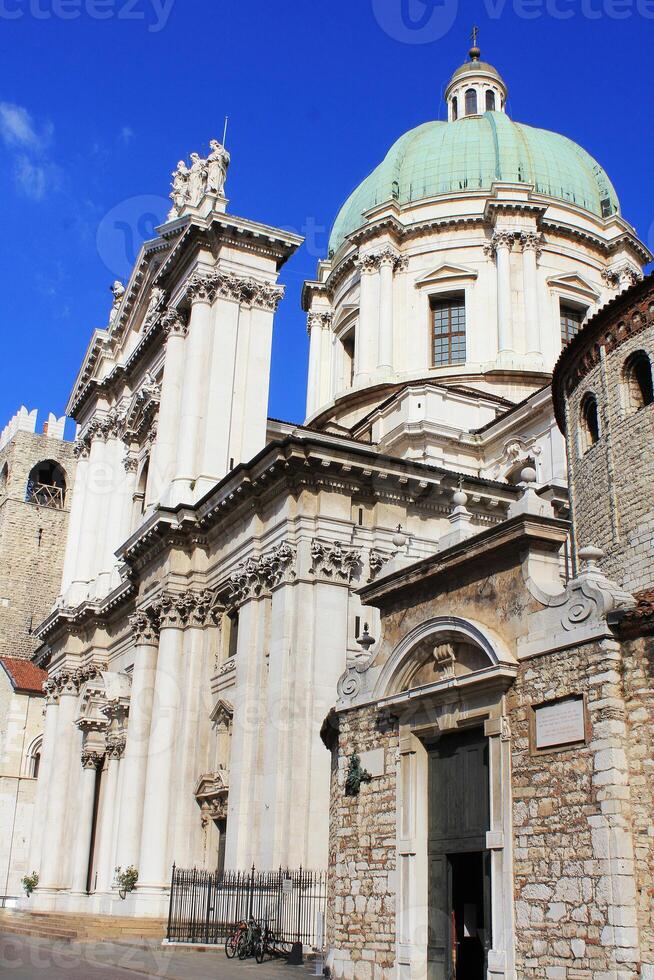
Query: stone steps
xmin=0 ymin=909 xmax=166 ymax=943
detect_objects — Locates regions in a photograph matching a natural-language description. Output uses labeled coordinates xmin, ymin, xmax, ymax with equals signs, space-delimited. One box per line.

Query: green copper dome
xmin=329 ymin=112 xmax=620 ymax=253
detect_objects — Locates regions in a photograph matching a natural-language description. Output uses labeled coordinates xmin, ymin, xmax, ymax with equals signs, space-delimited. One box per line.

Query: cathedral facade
xmin=22 ymin=43 xmax=654 ymax=979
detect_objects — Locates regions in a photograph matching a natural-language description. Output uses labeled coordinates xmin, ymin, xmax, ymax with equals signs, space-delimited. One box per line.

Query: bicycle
xmin=225 ymin=919 xmax=248 ymax=958
xmin=237 ymin=917 xmax=262 ymax=959
xmin=255 ymin=921 xmax=273 ymax=963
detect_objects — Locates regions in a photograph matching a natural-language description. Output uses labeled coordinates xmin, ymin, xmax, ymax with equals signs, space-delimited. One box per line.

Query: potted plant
xmin=21 ymin=871 xmax=39 ymax=897
xmin=114 ymin=865 xmax=138 ymax=900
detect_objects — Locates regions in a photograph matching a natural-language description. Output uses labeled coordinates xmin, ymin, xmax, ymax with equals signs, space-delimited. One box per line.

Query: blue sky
xmin=0 ymin=0 xmax=652 ymax=437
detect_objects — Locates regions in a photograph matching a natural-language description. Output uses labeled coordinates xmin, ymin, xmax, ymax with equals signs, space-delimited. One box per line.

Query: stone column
xmin=356 ymin=254 xmax=378 ymax=384
xmin=38 ymin=671 xmax=81 ymax=892
xmin=377 ymin=249 xmax=396 ymax=374
xmin=521 ymin=233 xmax=542 ymax=357
xmin=27 ymin=682 xmax=59 ymax=874
xmin=115 ymin=610 xmax=160 ymax=871
xmin=196 ymin=281 xmax=241 ymax=493
xmin=137 ymin=594 xmax=185 ymax=893
xmin=95 ymin=427 xmax=125 ymax=596
xmin=70 ymin=750 xmax=103 ymax=895
xmin=95 ymin=738 xmax=125 ymax=893
xmin=240 ymin=292 xmax=281 ymax=465
xmin=148 ymin=310 xmax=188 ymax=504
xmin=306 ymin=313 xmax=322 ymax=419
xmin=116 ymin=455 xmax=139 ymax=551
xmin=60 ymin=446 xmax=89 ymax=595
xmin=489 ymin=232 xmax=514 ymax=357
xmin=170 ymin=592 xmax=215 ymax=867
xmin=170 ymin=278 xmax=215 ymax=504
xmin=72 ymin=425 xmax=109 ymax=597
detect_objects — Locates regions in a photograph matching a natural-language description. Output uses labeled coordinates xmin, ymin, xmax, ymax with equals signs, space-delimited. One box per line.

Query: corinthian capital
xmin=161 ymin=308 xmax=189 ymax=338
xmin=129 ymin=609 xmax=160 ymax=645
xmin=484 ymin=231 xmax=516 ymax=257
xmin=307 ymin=311 xmax=333 ymax=335
xmin=520 ymin=232 xmax=543 ymax=255
xmin=186 ymin=273 xmax=217 ymax=305
xmin=81 ymin=749 xmax=103 ymax=770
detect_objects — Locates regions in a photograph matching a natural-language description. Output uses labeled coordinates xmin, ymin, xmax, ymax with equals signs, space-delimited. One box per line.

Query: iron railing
xmin=25 ymin=482 xmax=65 ymax=509
xmin=166 ymin=865 xmax=326 ymax=947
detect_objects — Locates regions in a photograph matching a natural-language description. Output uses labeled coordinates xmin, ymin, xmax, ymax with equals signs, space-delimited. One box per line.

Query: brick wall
xmin=0 ymin=430 xmax=76 ymax=659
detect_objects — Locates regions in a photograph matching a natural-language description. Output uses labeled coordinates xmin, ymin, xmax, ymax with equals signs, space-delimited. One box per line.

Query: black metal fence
xmin=166 ymin=865 xmax=327 ymax=947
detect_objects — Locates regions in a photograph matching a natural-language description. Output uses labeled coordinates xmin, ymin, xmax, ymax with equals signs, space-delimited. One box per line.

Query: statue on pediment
xmin=167 ymin=139 xmax=230 ymax=218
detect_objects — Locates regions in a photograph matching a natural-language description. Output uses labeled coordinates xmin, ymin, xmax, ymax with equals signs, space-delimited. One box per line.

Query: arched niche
xmin=374 ymin=616 xmax=513 ymax=700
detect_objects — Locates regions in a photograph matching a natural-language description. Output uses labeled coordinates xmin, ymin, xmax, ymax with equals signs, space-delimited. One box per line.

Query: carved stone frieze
xmin=310 ymin=539 xmax=362 ymax=582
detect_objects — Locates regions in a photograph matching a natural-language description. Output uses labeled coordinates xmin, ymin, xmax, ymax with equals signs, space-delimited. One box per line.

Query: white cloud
xmin=14 ymin=156 xmax=47 ymax=201
xmin=0 ymin=102 xmax=56 ymax=200
xmin=0 ymin=103 xmax=41 ymax=149
xmin=119 ymin=125 xmax=134 ymax=145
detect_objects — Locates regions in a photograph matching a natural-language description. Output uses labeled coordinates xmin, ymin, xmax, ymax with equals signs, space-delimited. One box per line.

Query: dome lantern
xmin=445 ymin=33 xmax=508 ymax=122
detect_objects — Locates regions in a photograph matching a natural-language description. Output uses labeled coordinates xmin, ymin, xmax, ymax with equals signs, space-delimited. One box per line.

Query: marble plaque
xmin=535 ymin=697 xmax=585 ymax=749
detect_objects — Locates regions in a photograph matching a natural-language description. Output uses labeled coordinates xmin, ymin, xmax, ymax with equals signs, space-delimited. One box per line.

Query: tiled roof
xmin=0 ymin=657 xmax=47 ymax=694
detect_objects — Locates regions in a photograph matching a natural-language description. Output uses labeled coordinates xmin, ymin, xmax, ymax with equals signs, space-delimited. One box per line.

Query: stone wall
xmin=564 ymin=303 xmax=654 ymax=593
xmin=0 ymin=430 xmax=76 ymax=659
xmin=508 ymin=637 xmax=648 ymax=978
xmin=327 ymin=706 xmax=399 ymax=980
xmin=621 ymin=633 xmax=654 ymax=970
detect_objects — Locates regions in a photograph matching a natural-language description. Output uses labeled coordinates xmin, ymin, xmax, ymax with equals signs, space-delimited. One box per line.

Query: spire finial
xmin=469 ymin=25 xmax=481 ymax=62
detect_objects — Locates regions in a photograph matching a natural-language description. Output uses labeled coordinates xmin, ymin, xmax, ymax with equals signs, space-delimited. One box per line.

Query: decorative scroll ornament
xmin=433 ymin=643 xmax=456 ymax=678
xmin=310 ymin=539 xmax=362 ymax=582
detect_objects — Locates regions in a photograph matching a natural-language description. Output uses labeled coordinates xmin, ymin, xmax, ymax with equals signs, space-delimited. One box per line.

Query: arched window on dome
xmin=580 ymin=393 xmax=601 ymax=453
xmin=452 ymin=97 xmax=458 ymax=121
xmin=623 ymin=350 xmax=653 ymax=413
xmin=486 ymin=90 xmax=496 ymax=112
xmin=560 ymin=303 xmax=585 ymax=347
xmin=465 ymin=89 xmax=478 ymax=116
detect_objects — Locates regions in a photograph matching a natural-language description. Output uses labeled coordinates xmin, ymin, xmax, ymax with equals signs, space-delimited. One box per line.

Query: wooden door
xmin=427 ymin=728 xmax=490 ymax=980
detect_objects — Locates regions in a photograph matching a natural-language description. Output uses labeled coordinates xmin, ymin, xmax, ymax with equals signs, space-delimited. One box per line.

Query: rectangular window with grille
xmin=560 ymin=304 xmax=585 ymax=346
xmin=431 ymin=295 xmax=466 ymax=367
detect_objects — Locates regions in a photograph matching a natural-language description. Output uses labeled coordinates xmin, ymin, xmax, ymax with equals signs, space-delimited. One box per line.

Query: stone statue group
xmin=168 ymin=139 xmax=230 ymax=218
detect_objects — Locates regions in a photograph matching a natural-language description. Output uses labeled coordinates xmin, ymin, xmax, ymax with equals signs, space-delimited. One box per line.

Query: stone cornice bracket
xmin=81 ymin=749 xmax=104 ymax=770
xmin=129 ymin=608 xmax=160 ymax=645
xmin=161 ymin=308 xmax=189 ymax=338
xmin=309 ymin=539 xmax=362 ymax=583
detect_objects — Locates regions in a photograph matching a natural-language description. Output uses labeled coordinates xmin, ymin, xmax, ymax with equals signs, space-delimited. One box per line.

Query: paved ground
xmin=0 ymin=932 xmax=323 ymax=980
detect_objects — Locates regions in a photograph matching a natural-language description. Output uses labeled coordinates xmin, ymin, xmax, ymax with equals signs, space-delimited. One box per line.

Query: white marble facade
xmin=27 ymin=51 xmax=651 ymax=920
